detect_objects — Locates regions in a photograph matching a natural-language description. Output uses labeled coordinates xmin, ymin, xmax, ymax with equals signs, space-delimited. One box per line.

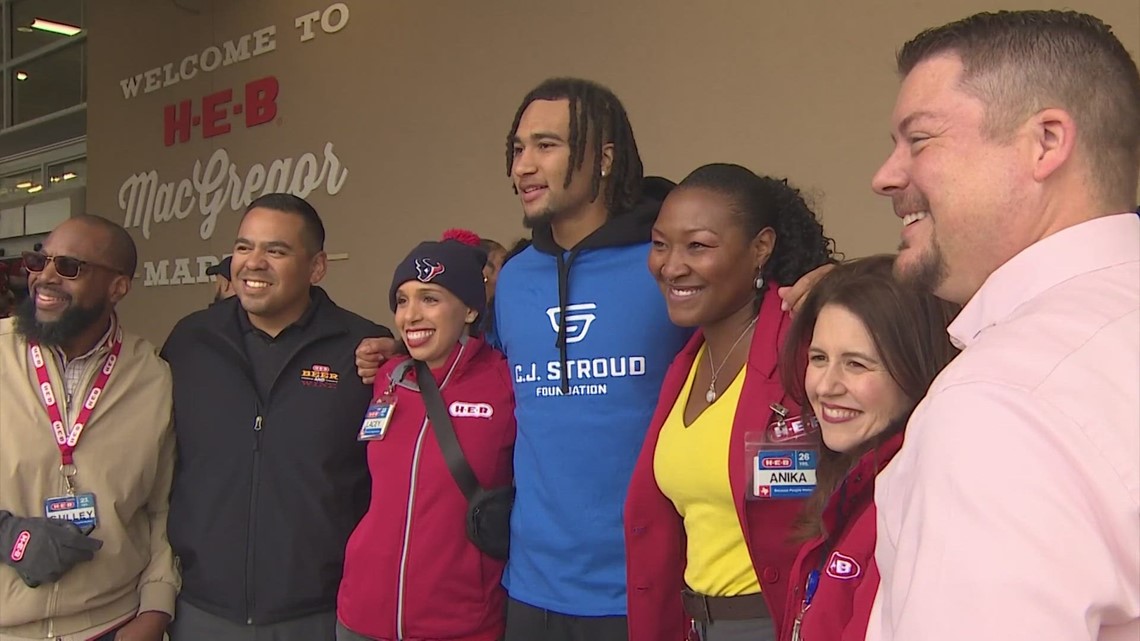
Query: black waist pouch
xmin=417 ymin=360 xmax=513 ymax=560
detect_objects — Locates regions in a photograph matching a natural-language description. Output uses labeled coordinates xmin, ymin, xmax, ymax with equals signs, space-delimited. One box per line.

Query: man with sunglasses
xmin=0 ymin=215 xmax=179 ymax=641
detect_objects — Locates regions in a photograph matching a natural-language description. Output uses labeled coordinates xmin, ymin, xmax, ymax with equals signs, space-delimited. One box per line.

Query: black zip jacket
xmin=161 ymin=287 xmax=392 ymax=624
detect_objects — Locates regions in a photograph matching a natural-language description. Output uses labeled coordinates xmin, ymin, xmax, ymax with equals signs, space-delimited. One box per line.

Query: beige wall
xmin=86 ymin=0 xmax=1140 ymax=345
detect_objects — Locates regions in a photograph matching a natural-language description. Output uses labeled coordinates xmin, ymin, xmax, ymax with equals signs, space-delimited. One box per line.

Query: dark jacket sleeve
xmin=160 ymin=316 xmax=191 ymax=362
xmin=371 ymin=322 xmax=394 ymax=339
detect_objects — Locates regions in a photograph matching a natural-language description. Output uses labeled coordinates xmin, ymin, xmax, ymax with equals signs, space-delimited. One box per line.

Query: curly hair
xmin=678 ymin=164 xmax=836 ymax=298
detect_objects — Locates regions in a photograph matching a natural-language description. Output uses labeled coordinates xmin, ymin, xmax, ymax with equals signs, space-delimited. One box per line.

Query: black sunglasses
xmin=22 ymin=251 xmax=122 ymax=280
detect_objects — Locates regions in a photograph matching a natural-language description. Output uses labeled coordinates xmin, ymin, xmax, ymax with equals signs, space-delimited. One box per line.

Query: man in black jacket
xmin=162 ymin=193 xmax=393 ymax=641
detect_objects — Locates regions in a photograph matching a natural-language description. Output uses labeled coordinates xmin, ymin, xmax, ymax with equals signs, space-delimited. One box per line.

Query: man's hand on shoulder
xmin=778 ymin=263 xmax=836 ymax=315
xmin=356 ymin=337 xmax=398 ymax=385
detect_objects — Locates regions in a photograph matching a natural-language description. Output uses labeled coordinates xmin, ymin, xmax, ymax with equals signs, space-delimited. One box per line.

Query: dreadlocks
xmin=505 ymin=78 xmax=644 ymax=216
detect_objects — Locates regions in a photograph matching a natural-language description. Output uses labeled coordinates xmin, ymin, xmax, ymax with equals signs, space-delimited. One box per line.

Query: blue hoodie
xmin=493 ymin=177 xmax=692 ymax=616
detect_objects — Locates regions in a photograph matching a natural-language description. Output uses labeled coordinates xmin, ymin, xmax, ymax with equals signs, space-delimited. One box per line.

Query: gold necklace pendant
xmin=703 ymin=316 xmax=758 ymax=406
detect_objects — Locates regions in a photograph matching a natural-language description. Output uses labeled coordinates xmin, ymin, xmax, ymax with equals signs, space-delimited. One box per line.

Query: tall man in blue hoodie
xmin=356 ymin=78 xmax=690 ymax=640
xmin=496 ymin=78 xmax=689 ymax=640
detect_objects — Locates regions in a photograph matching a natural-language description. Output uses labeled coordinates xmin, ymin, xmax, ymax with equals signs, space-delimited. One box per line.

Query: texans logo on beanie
xmin=390 ymin=230 xmax=488 ymax=318
xmin=415 ymin=258 xmax=446 ymax=282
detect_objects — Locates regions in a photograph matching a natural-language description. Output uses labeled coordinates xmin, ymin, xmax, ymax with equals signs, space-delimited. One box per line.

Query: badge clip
xmin=60 ymin=463 xmax=77 ymax=496
xmin=770 ymin=403 xmax=789 ymax=431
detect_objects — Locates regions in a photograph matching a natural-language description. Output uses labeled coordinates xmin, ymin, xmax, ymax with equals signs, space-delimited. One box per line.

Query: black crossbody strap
xmin=415 ymin=359 xmax=481 ymax=501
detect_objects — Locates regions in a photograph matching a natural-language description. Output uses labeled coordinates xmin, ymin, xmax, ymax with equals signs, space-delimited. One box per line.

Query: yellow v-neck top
xmin=653 ymin=351 xmax=761 ymax=596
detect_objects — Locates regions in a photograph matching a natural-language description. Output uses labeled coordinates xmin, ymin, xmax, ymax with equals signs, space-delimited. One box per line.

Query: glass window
xmin=11 ymin=0 xmax=86 ymax=59
xmin=12 ymin=42 xmax=85 ymax=125
xmin=0 ymin=167 xmax=44 ymax=199
xmin=47 ymin=157 xmax=85 ymax=187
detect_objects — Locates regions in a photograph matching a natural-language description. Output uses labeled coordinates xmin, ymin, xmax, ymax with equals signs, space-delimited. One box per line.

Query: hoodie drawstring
xmin=554 ymin=249 xmax=584 ymax=393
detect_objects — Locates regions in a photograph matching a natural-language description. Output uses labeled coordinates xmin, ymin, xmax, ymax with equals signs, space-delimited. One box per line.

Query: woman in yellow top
xmin=625 ymin=163 xmax=834 ymax=641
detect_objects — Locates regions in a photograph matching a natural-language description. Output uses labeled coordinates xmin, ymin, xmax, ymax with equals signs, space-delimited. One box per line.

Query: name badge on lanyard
xmin=44 ymin=493 xmax=98 ymax=534
xmin=29 ymin=327 xmax=123 ymax=534
xmin=359 ymin=393 xmax=398 ymax=441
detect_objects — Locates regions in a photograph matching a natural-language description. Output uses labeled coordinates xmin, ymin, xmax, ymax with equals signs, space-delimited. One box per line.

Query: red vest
xmin=624 ymin=287 xmax=805 ymax=641
xmin=780 ymin=432 xmax=904 ymax=641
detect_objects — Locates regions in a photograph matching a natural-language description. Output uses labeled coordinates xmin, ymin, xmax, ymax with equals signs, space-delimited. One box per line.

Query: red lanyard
xmin=28 ymin=327 xmax=123 ymax=469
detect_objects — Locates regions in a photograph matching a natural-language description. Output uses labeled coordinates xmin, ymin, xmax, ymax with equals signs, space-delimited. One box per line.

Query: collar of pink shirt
xmin=948 ymin=212 xmax=1140 ymax=350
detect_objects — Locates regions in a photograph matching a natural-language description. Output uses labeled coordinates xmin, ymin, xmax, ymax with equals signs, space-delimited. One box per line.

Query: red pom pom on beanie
xmin=441 ymin=228 xmax=481 ymax=247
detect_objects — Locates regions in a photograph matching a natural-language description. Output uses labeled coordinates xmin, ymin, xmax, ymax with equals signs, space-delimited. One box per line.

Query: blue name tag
xmin=753 ymin=449 xmax=817 ymax=499
xmin=44 ymin=492 xmax=98 ymax=533
xmin=358 ymin=396 xmax=396 ymax=441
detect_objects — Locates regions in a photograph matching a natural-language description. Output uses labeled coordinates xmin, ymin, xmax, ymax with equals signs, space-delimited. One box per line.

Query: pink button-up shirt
xmin=868 ymin=213 xmax=1140 ymax=641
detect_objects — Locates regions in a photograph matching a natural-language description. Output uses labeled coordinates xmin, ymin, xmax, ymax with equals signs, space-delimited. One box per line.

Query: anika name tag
xmin=753 ymin=449 xmax=817 ymax=499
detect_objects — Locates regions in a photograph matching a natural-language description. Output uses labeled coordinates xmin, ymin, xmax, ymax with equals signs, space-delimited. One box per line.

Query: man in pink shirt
xmin=866 ymin=10 xmax=1140 ymax=641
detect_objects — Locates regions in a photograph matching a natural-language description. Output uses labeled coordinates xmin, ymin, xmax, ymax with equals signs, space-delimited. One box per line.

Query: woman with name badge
xmin=776 ymin=256 xmax=959 ymax=641
xmin=624 ymin=164 xmax=835 ymax=641
xmin=336 ymin=230 xmax=516 ymax=641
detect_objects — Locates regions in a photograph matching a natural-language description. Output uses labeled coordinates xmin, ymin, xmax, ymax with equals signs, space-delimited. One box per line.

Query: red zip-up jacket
xmin=337 ymin=336 xmax=515 ymax=641
xmin=780 ymin=432 xmax=904 ymax=641
xmin=624 ymin=287 xmax=806 ymax=641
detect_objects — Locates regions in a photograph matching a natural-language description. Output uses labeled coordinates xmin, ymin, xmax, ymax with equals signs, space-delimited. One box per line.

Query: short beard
xmin=522 ymin=205 xmax=558 ymax=230
xmin=894 ymin=239 xmax=947 ymax=295
xmin=13 ymin=295 xmax=106 ymax=348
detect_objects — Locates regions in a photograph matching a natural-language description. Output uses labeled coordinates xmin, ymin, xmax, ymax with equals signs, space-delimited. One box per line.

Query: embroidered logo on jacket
xmin=300 ymin=364 xmax=340 ymax=389
xmin=544 ymin=303 xmax=598 ymax=344
xmin=449 ymin=401 xmax=494 ymax=419
xmin=415 ymin=258 xmax=445 ymax=282
xmin=826 ymin=551 xmax=862 ymax=580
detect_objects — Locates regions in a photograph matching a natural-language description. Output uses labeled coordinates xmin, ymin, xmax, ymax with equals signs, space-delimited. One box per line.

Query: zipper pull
xmin=253 ymin=415 xmax=263 ymax=450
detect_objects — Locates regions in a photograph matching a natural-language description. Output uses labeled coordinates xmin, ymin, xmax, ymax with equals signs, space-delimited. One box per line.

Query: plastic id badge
xmin=44 ymin=492 xmax=98 ymax=534
xmin=745 ymin=403 xmax=820 ymax=500
xmin=358 ymin=395 xmax=397 ymax=441
xmin=752 ymin=449 xmax=817 ymax=499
